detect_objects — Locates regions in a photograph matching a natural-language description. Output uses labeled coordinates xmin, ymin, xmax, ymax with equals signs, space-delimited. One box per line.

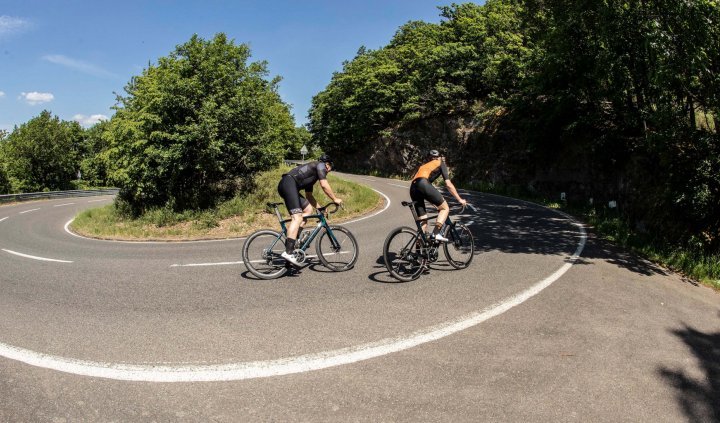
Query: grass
xmin=461 ymin=181 xmax=720 ymax=291
xmin=70 ymin=166 xmax=381 ymax=241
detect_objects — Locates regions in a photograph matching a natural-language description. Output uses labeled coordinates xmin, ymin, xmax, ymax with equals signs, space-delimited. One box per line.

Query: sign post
xmin=300 ymin=145 xmax=308 ymax=162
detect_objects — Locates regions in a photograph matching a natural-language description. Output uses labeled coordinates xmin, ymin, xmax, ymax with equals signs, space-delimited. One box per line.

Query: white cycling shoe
xmin=281 ymin=251 xmax=302 ymax=266
xmin=432 ymin=233 xmax=449 ymax=243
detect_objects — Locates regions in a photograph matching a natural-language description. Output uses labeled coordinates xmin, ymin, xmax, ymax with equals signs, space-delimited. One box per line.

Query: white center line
xmin=0 ymin=217 xmax=8 ymax=223
xmin=53 ymin=203 xmax=76 ymax=207
xmin=387 ymin=183 xmax=409 ymax=188
xmin=88 ymin=199 xmax=109 ymax=203
xmin=1 ymin=249 xmax=73 ymax=263
xmin=19 ymin=208 xmax=41 ymax=214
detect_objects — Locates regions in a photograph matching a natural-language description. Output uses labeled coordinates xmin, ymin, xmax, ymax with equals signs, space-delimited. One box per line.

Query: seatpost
xmin=409 ymin=201 xmax=420 ymax=221
xmin=273 ymin=205 xmax=284 ymax=222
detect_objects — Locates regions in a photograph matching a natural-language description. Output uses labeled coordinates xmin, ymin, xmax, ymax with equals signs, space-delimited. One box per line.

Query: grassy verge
xmin=70 ymin=166 xmax=381 ymax=241
xmin=462 ymin=181 xmax=720 ymax=291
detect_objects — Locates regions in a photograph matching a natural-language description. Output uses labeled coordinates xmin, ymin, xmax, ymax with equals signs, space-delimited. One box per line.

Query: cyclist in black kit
xmin=277 ymin=154 xmax=343 ymax=265
xmin=410 ymin=149 xmax=467 ymax=242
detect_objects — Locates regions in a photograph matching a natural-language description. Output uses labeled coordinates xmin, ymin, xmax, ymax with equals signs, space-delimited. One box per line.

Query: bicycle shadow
xmin=368 ymin=254 xmax=459 ymax=284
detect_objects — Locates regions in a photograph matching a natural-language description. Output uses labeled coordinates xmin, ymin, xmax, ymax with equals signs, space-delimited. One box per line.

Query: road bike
xmin=383 ymin=201 xmax=474 ymax=282
xmin=242 ymin=202 xmax=359 ymax=279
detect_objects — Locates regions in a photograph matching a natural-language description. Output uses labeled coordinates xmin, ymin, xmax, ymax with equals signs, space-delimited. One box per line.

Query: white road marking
xmin=341 ymin=188 xmax=391 ymax=225
xmin=0 ymin=217 xmax=8 ymax=223
xmin=171 ymin=261 xmax=244 ymax=267
xmin=171 ymin=252 xmax=353 ymax=267
xmin=19 ymin=208 xmax=40 ymax=214
xmin=64 ymin=219 xmax=245 ymax=244
xmin=87 ymin=199 xmax=109 ymax=203
xmin=388 ymin=183 xmax=409 ymax=188
xmin=0 ymin=211 xmax=586 ymax=382
xmin=1 ymin=249 xmax=73 ymax=263
xmin=53 ymin=203 xmax=76 ymax=207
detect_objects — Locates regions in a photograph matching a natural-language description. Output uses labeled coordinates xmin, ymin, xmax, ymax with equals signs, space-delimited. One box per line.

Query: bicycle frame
xmin=406 ymin=200 xmax=458 ymax=248
xmin=269 ymin=203 xmax=342 ymax=252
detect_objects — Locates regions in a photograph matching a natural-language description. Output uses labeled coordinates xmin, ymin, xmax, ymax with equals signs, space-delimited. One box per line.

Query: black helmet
xmin=318 ymin=154 xmax=334 ymax=167
xmin=427 ymin=149 xmax=440 ymax=159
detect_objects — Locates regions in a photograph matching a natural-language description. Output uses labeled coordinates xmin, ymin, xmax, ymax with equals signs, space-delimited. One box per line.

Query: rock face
xmin=346 ymin=113 xmax=622 ymax=207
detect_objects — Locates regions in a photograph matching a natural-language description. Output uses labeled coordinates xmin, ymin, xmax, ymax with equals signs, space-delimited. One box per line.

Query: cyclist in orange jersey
xmin=410 ymin=149 xmax=467 ymax=242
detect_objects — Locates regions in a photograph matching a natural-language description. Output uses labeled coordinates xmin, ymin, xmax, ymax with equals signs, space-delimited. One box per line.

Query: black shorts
xmin=278 ymin=174 xmax=310 ymax=215
xmin=410 ymin=178 xmax=445 ymax=217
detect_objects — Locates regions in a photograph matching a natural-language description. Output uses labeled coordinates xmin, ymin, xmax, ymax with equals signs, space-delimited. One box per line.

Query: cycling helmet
xmin=318 ymin=154 xmax=334 ymax=167
xmin=427 ymin=149 xmax=440 ymax=159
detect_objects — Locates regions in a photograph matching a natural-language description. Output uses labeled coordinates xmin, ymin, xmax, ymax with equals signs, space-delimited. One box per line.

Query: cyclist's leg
xmin=418 ymin=179 xmax=449 ymax=239
xmin=278 ymin=175 xmax=304 ymax=254
xmin=296 ymin=197 xmax=313 ymax=242
xmin=410 ymin=180 xmax=429 ymax=233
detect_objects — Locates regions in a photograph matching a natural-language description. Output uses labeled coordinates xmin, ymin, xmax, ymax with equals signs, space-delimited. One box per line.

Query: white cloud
xmin=0 ymin=15 xmax=30 ymax=37
xmin=73 ymin=114 xmax=108 ymax=127
xmin=20 ymin=91 xmax=54 ymax=105
xmin=43 ymin=54 xmax=119 ymax=79
xmin=0 ymin=91 xmax=5 ymax=98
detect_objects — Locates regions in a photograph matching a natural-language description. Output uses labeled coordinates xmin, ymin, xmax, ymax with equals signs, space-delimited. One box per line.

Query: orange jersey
xmin=412 ymin=158 xmax=449 ymax=182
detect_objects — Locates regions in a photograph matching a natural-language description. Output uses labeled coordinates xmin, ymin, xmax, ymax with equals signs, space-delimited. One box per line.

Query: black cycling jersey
xmin=284 ymin=161 xmax=328 ymax=192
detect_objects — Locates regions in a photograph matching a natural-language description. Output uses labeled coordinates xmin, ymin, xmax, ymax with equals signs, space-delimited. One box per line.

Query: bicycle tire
xmin=315 ymin=226 xmax=359 ymax=271
xmin=383 ymin=226 xmax=426 ymax=282
xmin=443 ymin=223 xmax=474 ymax=269
xmin=242 ymin=229 xmax=288 ymax=279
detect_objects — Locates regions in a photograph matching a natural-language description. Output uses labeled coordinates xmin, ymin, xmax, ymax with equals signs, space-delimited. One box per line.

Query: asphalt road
xmin=0 ymin=173 xmax=718 ymax=422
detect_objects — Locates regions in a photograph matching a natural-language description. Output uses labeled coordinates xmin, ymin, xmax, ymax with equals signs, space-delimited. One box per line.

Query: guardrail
xmin=0 ymin=188 xmax=119 ymax=204
xmin=283 ymin=159 xmax=308 ymax=166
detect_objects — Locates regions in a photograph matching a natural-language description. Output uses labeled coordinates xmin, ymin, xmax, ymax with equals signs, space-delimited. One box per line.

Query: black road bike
xmin=383 ymin=201 xmax=474 ymax=281
xmin=242 ymin=202 xmax=359 ymax=279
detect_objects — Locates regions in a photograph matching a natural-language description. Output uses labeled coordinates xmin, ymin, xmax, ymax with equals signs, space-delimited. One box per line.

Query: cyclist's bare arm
xmin=444 ymin=180 xmax=467 ymax=206
xmin=319 ymin=179 xmax=342 ymax=204
xmin=305 ymin=191 xmax=319 ymax=209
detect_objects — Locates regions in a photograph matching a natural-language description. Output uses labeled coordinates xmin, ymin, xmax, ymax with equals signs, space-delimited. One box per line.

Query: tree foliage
xmin=0 ymin=110 xmax=83 ymax=193
xmin=310 ymin=0 xmax=720 ymax=251
xmin=106 ymin=33 xmax=298 ymax=215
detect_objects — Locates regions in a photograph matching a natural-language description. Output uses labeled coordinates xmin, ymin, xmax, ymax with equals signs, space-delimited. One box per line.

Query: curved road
xmin=1 ymin=174 xmax=718 ymax=421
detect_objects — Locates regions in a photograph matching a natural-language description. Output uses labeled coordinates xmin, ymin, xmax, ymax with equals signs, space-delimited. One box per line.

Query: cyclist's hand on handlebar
xmin=334 ymin=198 xmax=344 ymax=206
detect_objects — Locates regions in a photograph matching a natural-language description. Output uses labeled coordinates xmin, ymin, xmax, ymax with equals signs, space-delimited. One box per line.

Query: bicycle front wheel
xmin=444 ymin=224 xmax=474 ymax=269
xmin=383 ymin=226 xmax=426 ymax=282
xmin=315 ymin=226 xmax=359 ymax=271
xmin=242 ymin=230 xmax=288 ymax=279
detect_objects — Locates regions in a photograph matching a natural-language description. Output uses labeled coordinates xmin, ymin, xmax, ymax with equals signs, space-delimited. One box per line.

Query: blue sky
xmin=0 ymin=0 xmax=459 ymax=132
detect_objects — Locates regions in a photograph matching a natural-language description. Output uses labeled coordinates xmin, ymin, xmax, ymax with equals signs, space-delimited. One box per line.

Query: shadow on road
xmin=658 ymin=319 xmax=720 ymax=422
xmin=463 ymin=193 xmax=673 ymax=280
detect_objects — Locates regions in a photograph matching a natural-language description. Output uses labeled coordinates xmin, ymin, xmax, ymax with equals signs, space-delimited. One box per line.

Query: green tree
xmin=2 ymin=110 xmax=82 ymax=192
xmin=106 ymin=33 xmax=297 ymax=215
xmin=78 ymin=120 xmax=111 ymax=188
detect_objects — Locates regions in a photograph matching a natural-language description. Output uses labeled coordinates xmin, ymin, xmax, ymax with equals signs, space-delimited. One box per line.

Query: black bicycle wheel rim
xmin=383 ymin=226 xmax=425 ymax=281
xmin=242 ymin=230 xmax=288 ymax=279
xmin=315 ymin=226 xmax=359 ymax=271
xmin=443 ymin=224 xmax=474 ymax=269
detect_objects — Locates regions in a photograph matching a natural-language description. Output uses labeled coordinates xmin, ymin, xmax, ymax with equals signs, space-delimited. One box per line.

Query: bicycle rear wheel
xmin=443 ymin=223 xmax=474 ymax=269
xmin=315 ymin=226 xmax=359 ymax=271
xmin=242 ymin=230 xmax=288 ymax=279
xmin=383 ymin=226 xmax=426 ymax=282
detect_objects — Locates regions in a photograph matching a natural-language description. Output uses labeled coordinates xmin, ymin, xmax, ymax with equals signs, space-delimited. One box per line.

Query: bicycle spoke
xmin=242 ymin=230 xmax=288 ymax=279
xmin=383 ymin=227 xmax=425 ymax=281
xmin=316 ymin=226 xmax=359 ymax=271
